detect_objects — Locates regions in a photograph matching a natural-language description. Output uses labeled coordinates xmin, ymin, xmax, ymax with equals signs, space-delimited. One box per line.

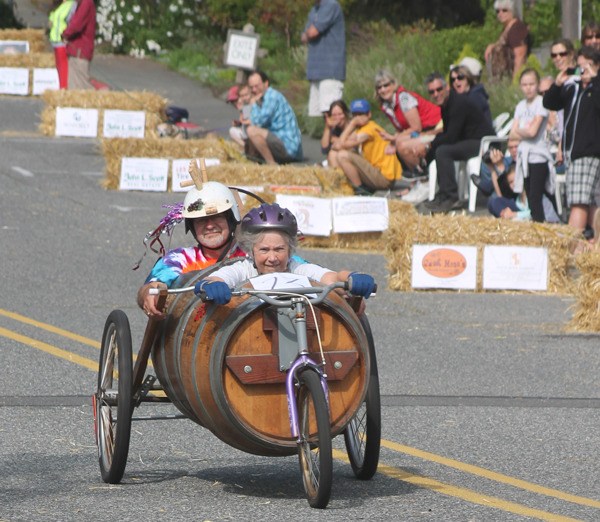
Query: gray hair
xmin=374 ymin=69 xmax=396 ymax=86
xmin=236 ymin=229 xmax=297 ymax=259
xmin=493 ymin=0 xmax=515 ymax=11
xmin=425 ymin=71 xmax=446 ymax=87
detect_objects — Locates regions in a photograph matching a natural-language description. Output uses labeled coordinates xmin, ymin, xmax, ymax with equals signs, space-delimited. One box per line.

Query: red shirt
xmin=381 ymin=86 xmax=441 ymax=132
xmin=62 ymin=0 xmax=96 ymax=61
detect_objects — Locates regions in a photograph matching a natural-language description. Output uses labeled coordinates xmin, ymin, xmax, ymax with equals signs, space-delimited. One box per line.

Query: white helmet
xmin=182 ymin=181 xmax=241 ymax=222
xmin=459 ymin=57 xmax=483 ymax=78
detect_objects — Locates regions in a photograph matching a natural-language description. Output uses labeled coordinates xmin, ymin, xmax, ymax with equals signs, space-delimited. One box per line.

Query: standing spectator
xmin=582 ymin=21 xmax=600 ymax=51
xmin=543 ymin=46 xmax=600 ymax=232
xmin=62 ymin=0 xmax=96 ymax=90
xmin=484 ymin=0 xmax=529 ymax=80
xmin=228 ymin=84 xmax=253 ymax=149
xmin=320 ymin=99 xmax=351 ymax=168
xmin=449 ymin=63 xmax=492 ymax=126
xmin=374 ymin=69 xmax=441 ymax=173
xmin=334 ymin=99 xmax=402 ymax=195
xmin=301 ymin=0 xmax=345 ymax=117
xmin=509 ymin=68 xmax=556 ymax=223
xmin=550 ymin=38 xmax=576 ymax=74
xmin=245 ymin=71 xmax=303 ymax=164
xmin=48 ymin=0 xmax=75 ymax=89
xmin=418 ymin=72 xmax=495 ymax=213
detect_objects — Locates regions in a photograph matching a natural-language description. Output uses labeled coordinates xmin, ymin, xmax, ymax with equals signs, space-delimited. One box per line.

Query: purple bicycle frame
xmin=286 ymin=355 xmax=330 ymax=441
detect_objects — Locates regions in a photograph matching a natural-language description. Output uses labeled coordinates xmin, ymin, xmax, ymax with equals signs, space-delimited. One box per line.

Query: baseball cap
xmin=226 ymin=85 xmax=239 ymax=103
xmin=350 ymin=99 xmax=371 ymax=114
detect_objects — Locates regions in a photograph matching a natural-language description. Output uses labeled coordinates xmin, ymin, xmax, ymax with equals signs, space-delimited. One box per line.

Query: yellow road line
xmin=0 ymin=326 xmax=98 ymax=371
xmin=380 ymin=440 xmax=600 ymax=509
xmin=0 ymin=308 xmax=100 ymax=348
xmin=333 ymin=449 xmax=581 ymax=522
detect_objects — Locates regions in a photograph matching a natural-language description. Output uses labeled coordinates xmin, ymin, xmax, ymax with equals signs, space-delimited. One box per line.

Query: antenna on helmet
xmin=180 ymin=157 xmax=209 ymax=189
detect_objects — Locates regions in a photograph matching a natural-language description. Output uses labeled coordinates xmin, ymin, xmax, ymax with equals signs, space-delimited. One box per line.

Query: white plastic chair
xmin=466 ymin=136 xmax=509 ymax=212
xmin=492 ymin=112 xmax=510 ymax=134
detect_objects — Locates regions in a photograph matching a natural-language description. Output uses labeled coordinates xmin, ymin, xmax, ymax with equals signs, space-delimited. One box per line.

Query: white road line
xmin=11 ymin=166 xmax=34 ymax=177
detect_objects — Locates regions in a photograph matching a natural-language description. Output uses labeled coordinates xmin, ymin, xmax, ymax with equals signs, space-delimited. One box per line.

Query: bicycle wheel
xmin=343 ymin=315 xmax=381 ymax=480
xmin=94 ymin=310 xmax=133 ymax=484
xmin=297 ymin=369 xmax=333 ymax=509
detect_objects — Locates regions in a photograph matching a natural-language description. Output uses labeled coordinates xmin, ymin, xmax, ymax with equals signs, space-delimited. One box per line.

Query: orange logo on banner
xmin=422 ymin=248 xmax=467 ymax=278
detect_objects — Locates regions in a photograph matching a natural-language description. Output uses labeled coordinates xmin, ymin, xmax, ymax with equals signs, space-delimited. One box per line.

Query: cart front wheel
xmin=297 ymin=369 xmax=333 ymax=509
xmin=343 ymin=314 xmax=381 ymax=479
xmin=94 ymin=309 xmax=133 ymax=484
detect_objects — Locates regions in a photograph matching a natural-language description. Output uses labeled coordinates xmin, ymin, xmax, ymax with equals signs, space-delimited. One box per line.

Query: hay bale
xmin=567 ymin=250 xmax=600 ymax=331
xmin=385 ymin=213 xmax=581 ymax=294
xmin=0 ymin=52 xmax=55 ymax=68
xmin=0 ymin=29 xmax=47 ymax=53
xmin=39 ymin=90 xmax=168 ymax=137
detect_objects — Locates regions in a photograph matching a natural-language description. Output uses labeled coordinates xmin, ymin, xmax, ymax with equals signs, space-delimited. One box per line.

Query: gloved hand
xmin=347 ymin=272 xmax=375 ymax=299
xmin=194 ymin=279 xmax=232 ymax=305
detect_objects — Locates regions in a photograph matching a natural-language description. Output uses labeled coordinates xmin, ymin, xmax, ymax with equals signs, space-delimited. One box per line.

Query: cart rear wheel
xmin=94 ymin=310 xmax=133 ymax=484
xmin=297 ymin=369 xmax=332 ymax=509
xmin=343 ymin=315 xmax=381 ymax=480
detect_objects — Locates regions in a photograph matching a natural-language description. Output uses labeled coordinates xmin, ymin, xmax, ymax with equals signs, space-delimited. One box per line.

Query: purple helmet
xmin=241 ymin=203 xmax=298 ymax=237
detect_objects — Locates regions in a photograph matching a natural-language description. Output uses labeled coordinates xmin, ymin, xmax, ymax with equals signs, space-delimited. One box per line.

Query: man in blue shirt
xmin=246 ymin=70 xmax=303 ymax=164
xmin=301 ymin=0 xmax=346 ymax=117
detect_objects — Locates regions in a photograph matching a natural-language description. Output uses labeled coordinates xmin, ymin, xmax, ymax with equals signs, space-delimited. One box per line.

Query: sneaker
xmin=353 ymin=185 xmax=373 ymax=196
xmin=423 ymin=194 xmax=459 ymax=213
xmin=423 ymin=193 xmax=446 ymax=209
xmin=470 ymin=174 xmax=493 ymax=197
xmin=403 ymin=169 xmax=428 ymax=181
xmin=401 ymin=181 xmax=430 ymax=204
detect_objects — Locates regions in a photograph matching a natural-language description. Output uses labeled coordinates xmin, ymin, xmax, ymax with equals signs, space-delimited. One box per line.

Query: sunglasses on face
xmin=376 ymin=81 xmax=392 ymax=90
xmin=451 ymin=74 xmax=466 ymax=82
xmin=584 ymin=33 xmax=600 ymax=40
xmin=495 ymin=8 xmax=509 ymax=13
xmin=550 ymin=51 xmax=568 ymax=58
xmin=428 ymin=86 xmax=444 ymax=95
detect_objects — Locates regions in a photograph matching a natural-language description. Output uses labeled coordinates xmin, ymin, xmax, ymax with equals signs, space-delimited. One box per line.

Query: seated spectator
xmin=582 ymin=21 xmax=600 ymax=51
xmin=374 ymin=69 xmax=441 ymax=173
xmin=228 ymin=84 xmax=253 ymax=149
xmin=471 ymin=137 xmax=520 ymax=197
xmin=543 ymin=46 xmax=600 ymax=232
xmin=333 ymin=98 xmax=403 ymax=195
xmin=245 ymin=70 xmax=303 ymax=164
xmin=320 ymin=99 xmax=351 ymax=168
xmin=484 ymin=0 xmax=529 ymax=80
xmin=416 ymin=72 xmax=495 ymax=213
xmin=449 ymin=62 xmax=492 ymax=126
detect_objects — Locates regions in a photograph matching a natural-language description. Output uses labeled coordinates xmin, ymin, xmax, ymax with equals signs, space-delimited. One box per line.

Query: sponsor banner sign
xmin=32 ymin=68 xmax=59 ymax=95
xmin=171 ymin=158 xmax=221 ymax=192
xmin=483 ymin=245 xmax=548 ymax=291
xmin=412 ymin=245 xmax=477 ymax=289
xmin=0 ymin=67 xmax=28 ymax=95
xmin=275 ymin=194 xmax=332 ymax=237
xmin=103 ymin=110 xmax=146 ymax=138
xmin=55 ymin=107 xmax=98 ymax=137
xmin=119 ymin=157 xmax=169 ymax=191
xmin=332 ymin=197 xmax=388 ymax=233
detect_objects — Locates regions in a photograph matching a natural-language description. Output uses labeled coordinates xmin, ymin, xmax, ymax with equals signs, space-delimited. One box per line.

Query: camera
xmin=482 ymin=142 xmax=503 ymax=163
xmin=566 ymin=67 xmax=580 ymax=75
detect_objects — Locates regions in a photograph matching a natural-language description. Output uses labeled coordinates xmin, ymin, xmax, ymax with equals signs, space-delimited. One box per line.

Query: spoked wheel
xmin=343 ymin=314 xmax=381 ymax=479
xmin=93 ymin=310 xmax=133 ymax=484
xmin=297 ymin=369 xmax=333 ymax=509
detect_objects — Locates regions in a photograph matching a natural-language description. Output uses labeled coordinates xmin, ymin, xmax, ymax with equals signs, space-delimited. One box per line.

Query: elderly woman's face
xmin=495 ymin=5 xmax=514 ymax=23
xmin=252 ymin=231 xmax=291 ymax=274
xmin=375 ymin=77 xmax=396 ymax=101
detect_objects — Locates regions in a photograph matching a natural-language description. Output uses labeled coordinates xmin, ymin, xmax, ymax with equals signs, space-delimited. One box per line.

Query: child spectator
xmin=228 ymin=84 xmax=252 ymax=149
xmin=333 ymin=99 xmax=402 ymax=195
xmin=320 ymin=99 xmax=351 ymax=168
xmin=509 ymin=68 xmax=556 ymax=222
xmin=48 ymin=0 xmax=75 ymax=89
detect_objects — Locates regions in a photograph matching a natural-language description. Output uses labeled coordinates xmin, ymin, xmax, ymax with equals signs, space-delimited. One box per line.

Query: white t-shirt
xmin=210 ymin=257 xmax=331 ymax=288
xmin=514 ymin=95 xmax=549 ymax=163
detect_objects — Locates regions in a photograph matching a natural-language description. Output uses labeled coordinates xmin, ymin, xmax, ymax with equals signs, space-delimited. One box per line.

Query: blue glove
xmin=347 ymin=272 xmax=375 ymax=299
xmin=194 ymin=280 xmax=231 ymax=305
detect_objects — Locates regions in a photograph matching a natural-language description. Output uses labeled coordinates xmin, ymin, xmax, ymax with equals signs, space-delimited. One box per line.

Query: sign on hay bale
xmin=0 ymin=29 xmax=47 ymax=53
xmin=567 ymin=250 xmax=600 ymax=331
xmin=0 ymin=53 xmax=58 ymax=96
xmin=385 ymin=213 xmax=581 ymax=294
xmin=39 ymin=90 xmax=167 ymax=138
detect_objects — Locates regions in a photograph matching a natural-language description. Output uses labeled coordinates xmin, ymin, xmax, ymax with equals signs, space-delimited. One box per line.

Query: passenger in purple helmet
xmin=194 ymin=203 xmax=375 ymax=304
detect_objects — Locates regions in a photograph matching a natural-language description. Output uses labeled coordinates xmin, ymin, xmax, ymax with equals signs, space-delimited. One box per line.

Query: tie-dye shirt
xmin=145 ymin=244 xmax=246 ymax=287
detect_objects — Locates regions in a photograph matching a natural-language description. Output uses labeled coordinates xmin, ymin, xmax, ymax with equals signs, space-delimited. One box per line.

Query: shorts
xmin=566 ymin=156 xmax=600 ymax=206
xmin=267 ymin=132 xmax=294 ymax=164
xmin=345 ymin=151 xmax=392 ymax=191
xmin=308 ymin=79 xmax=344 ymax=117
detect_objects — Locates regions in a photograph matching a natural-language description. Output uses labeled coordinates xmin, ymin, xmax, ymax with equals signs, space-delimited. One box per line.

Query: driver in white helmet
xmin=137 ymin=181 xmax=246 ymax=318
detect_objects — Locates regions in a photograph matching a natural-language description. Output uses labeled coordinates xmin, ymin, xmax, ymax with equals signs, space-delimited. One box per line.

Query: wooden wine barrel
xmin=152 ymin=277 xmax=370 ymax=457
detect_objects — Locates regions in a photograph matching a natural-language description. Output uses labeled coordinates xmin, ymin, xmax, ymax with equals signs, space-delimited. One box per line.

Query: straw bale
xmin=385 ymin=213 xmax=581 ymax=294
xmin=0 ymin=52 xmax=54 ymax=68
xmin=39 ymin=90 xmax=168 ymax=137
xmin=0 ymin=29 xmax=47 ymax=52
xmin=566 ymin=250 xmax=600 ymax=331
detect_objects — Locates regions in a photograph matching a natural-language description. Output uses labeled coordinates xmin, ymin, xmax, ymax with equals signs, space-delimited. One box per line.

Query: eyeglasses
xmin=495 ymin=8 xmax=509 ymax=13
xmin=376 ymin=81 xmax=392 ymax=90
xmin=451 ymin=74 xmax=466 ymax=82
xmin=550 ymin=51 xmax=568 ymax=58
xmin=583 ymin=33 xmax=600 ymax=40
xmin=428 ymin=86 xmax=444 ymax=95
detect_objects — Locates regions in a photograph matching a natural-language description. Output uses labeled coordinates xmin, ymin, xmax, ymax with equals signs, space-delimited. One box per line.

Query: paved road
xmin=1 ymin=56 xmax=600 ymax=521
